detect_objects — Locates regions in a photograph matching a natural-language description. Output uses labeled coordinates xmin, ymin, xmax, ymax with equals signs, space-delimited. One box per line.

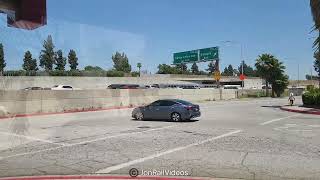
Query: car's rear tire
xmin=171 ymin=112 xmax=181 ymax=122
xmin=135 ymin=112 xmax=144 ymax=121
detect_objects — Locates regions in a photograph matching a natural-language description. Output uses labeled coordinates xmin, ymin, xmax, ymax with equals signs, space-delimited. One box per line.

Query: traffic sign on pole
xmin=214 ymin=70 xmax=221 ymax=81
xmin=239 ymin=74 xmax=246 ymax=81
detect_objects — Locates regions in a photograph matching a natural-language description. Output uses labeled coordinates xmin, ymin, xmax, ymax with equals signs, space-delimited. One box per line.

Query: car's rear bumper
xmin=186 ymin=111 xmax=201 ymax=120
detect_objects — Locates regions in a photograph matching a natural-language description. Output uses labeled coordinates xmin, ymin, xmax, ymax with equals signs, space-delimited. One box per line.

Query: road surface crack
xmin=241 ymin=152 xmax=256 ymax=180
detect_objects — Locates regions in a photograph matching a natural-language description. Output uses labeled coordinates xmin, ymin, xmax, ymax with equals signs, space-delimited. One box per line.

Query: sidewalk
xmin=280 ymin=105 xmax=320 ymax=115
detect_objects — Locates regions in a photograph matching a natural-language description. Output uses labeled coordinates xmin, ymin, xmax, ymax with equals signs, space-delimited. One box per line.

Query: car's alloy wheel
xmin=171 ymin=112 xmax=181 ymax=122
xmin=135 ymin=112 xmax=144 ymax=120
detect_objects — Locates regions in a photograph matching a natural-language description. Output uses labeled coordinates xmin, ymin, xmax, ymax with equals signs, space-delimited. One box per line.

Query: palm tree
xmin=311 ymin=0 xmax=320 ymax=86
xmin=311 ymin=0 xmax=320 ymax=52
xmin=137 ymin=63 xmax=142 ymax=77
xmin=311 ymin=0 xmax=320 ymax=30
xmin=255 ymin=54 xmax=285 ymax=97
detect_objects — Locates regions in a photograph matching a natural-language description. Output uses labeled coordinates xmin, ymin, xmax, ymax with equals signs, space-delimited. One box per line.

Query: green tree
xmin=310 ymin=0 xmax=320 ymax=86
xmin=221 ymin=64 xmax=236 ymax=76
xmin=84 ymin=65 xmax=104 ymax=71
xmin=157 ymin=64 xmax=176 ymax=74
xmin=0 ymin=43 xmax=6 ymax=74
xmin=112 ymin=52 xmax=131 ymax=73
xmin=255 ymin=54 xmax=287 ymax=97
xmin=314 ymin=58 xmax=320 ymax=86
xmin=306 ymin=74 xmax=319 ymax=80
xmin=137 ymin=62 xmax=142 ymax=76
xmin=68 ymin=49 xmax=79 ymax=70
xmin=55 ymin=50 xmax=66 ymax=71
xmin=22 ymin=51 xmax=38 ymax=72
xmin=39 ymin=35 xmax=55 ymax=71
xmin=310 ymin=0 xmax=320 ymax=53
xmin=191 ymin=63 xmax=199 ymax=74
xmin=273 ymin=74 xmax=289 ymax=97
xmin=176 ymin=63 xmax=188 ymax=74
xmin=206 ymin=62 xmax=216 ymax=74
xmin=238 ymin=62 xmax=256 ymax=76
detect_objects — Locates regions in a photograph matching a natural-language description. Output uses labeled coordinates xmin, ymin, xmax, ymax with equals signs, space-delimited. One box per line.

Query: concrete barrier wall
xmin=0 ymin=76 xmax=193 ymax=90
xmin=0 ymin=76 xmax=264 ymax=90
xmin=0 ymin=89 xmax=236 ymax=116
xmin=236 ymin=89 xmax=266 ymax=98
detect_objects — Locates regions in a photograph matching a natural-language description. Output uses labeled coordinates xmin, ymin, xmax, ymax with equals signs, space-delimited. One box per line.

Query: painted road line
xmin=96 ymin=129 xmax=242 ymax=174
xmin=0 ymin=125 xmax=176 ymax=160
xmin=0 ymin=106 xmax=136 ymax=120
xmin=67 ymin=125 xmax=176 ymax=146
xmin=0 ymin=131 xmax=67 ymax=146
xmin=260 ymin=114 xmax=300 ymax=125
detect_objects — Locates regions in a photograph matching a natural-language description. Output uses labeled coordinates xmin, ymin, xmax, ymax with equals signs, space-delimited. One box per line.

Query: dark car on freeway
xmin=23 ymin=87 xmax=44 ymax=90
xmin=132 ymin=99 xmax=200 ymax=122
xmin=108 ymin=84 xmax=140 ymax=89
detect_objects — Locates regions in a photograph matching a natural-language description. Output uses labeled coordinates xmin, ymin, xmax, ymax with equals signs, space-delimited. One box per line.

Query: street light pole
xmin=241 ymin=44 xmax=244 ymax=89
xmin=220 ymin=40 xmax=245 ymax=89
xmin=297 ymin=63 xmax=300 ymax=87
xmin=242 ymin=60 xmax=244 ymax=89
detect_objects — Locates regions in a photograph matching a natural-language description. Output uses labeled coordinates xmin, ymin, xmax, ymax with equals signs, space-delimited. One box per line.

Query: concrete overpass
xmin=147 ymin=74 xmax=264 ymax=89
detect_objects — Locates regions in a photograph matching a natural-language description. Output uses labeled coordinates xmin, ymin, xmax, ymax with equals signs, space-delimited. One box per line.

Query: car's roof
xmin=158 ymin=99 xmax=191 ymax=103
xmin=157 ymin=99 xmax=179 ymax=101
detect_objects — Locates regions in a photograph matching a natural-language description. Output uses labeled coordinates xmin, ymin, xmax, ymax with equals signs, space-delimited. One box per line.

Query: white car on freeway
xmin=51 ymin=85 xmax=80 ymax=90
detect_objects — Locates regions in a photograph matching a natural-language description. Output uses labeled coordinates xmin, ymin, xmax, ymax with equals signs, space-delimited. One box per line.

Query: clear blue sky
xmin=0 ymin=0 xmax=317 ymax=79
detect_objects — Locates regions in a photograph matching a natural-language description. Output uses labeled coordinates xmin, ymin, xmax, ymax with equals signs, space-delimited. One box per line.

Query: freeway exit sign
xmin=173 ymin=47 xmax=219 ymax=64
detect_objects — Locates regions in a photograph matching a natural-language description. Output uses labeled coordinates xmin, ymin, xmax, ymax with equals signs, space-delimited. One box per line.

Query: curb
xmin=0 ymin=106 xmax=137 ymax=120
xmin=280 ymin=106 xmax=320 ymax=115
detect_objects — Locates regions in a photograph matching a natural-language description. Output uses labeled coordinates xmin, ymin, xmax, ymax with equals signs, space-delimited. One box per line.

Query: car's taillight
xmin=185 ymin=106 xmax=193 ymax=110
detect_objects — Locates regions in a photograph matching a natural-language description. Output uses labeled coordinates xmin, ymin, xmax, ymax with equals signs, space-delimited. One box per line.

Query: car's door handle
xmin=155 ymin=108 xmax=160 ymax=110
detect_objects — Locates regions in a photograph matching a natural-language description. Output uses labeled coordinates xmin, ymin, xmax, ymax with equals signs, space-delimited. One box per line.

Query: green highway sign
xmin=173 ymin=47 xmax=219 ymax=64
xmin=173 ymin=50 xmax=198 ymax=64
xmin=199 ymin=47 xmax=219 ymax=61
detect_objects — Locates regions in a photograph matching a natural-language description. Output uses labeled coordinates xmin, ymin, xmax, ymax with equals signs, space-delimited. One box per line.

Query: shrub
xmin=131 ymin=71 xmax=140 ymax=77
xmin=302 ymin=88 xmax=320 ymax=106
xmin=68 ymin=70 xmax=82 ymax=76
xmin=49 ymin=70 xmax=68 ymax=76
xmin=3 ymin=70 xmax=26 ymax=76
xmin=81 ymin=70 xmax=107 ymax=77
xmin=306 ymin=85 xmax=315 ymax=91
xmin=106 ymin=70 xmax=124 ymax=77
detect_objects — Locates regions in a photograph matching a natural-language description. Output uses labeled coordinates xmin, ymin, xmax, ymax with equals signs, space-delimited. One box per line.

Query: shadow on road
xmin=131 ymin=119 xmax=199 ymax=123
xmin=261 ymin=105 xmax=282 ymax=108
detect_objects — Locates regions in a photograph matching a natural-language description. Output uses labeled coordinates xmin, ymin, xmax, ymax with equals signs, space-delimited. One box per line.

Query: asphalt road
xmin=0 ymin=97 xmax=320 ymax=180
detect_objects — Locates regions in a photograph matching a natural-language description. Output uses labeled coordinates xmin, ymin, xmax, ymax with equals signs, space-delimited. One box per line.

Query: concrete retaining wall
xmin=0 ymin=89 xmax=236 ymax=116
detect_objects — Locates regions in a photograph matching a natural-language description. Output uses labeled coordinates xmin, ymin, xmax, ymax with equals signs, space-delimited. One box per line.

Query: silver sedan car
xmin=132 ymin=99 xmax=201 ymax=122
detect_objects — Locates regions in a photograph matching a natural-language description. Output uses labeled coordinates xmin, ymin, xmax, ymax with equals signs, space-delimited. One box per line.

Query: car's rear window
xmin=159 ymin=100 xmax=176 ymax=106
xmin=175 ymin=99 xmax=193 ymax=105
